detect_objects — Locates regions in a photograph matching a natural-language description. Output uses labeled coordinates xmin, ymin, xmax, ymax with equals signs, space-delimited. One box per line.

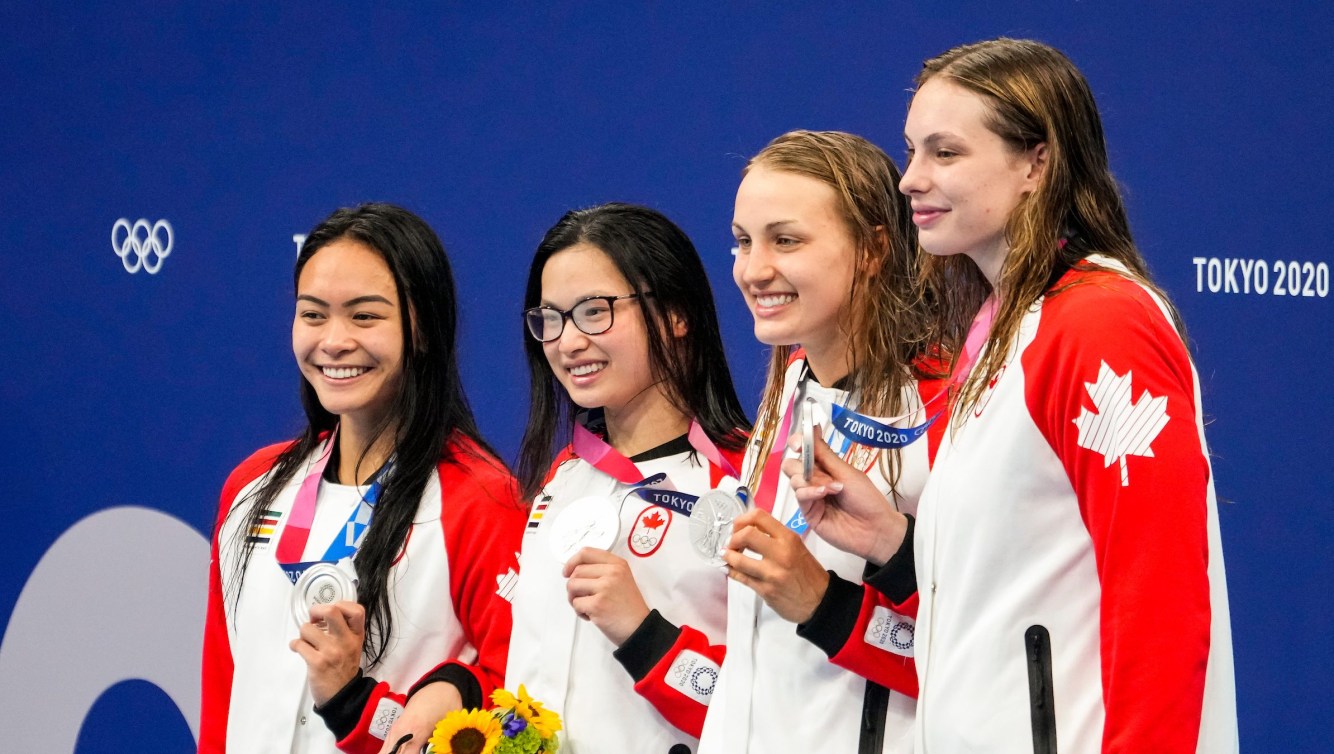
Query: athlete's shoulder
xmin=1044 ymin=262 xmax=1170 ymax=327
xmin=541 ymin=445 xmax=581 ymax=489
xmin=221 ymin=440 xmax=294 ymax=502
xmin=438 ymin=433 xmax=524 ymax=513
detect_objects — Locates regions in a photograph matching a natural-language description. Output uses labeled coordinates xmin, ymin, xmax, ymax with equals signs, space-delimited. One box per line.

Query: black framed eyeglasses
xmin=523 ymin=293 xmax=641 ymax=342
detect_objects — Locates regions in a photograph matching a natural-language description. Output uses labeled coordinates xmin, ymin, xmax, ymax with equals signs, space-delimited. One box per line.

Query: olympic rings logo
xmin=112 ymin=218 xmax=173 ymax=274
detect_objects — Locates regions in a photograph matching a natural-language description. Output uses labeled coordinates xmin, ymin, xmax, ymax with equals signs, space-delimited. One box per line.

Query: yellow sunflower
xmin=429 ymin=708 xmax=502 ymax=754
xmin=491 ymin=685 xmax=563 ymax=739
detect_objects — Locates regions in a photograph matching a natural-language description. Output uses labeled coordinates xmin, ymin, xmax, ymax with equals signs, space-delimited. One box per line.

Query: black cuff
xmin=864 ymin=514 xmax=917 ymax=604
xmin=612 ymin=609 xmax=682 ymax=682
xmin=796 ymin=571 xmax=864 ymax=658
xmin=313 ymin=671 xmax=376 ymax=742
xmin=408 ymin=663 xmax=484 ymax=711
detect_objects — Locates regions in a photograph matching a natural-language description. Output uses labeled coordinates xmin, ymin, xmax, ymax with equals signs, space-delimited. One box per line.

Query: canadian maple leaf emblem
xmin=1071 ymin=361 xmax=1170 ymax=486
xmin=642 ymin=510 xmax=666 ymax=529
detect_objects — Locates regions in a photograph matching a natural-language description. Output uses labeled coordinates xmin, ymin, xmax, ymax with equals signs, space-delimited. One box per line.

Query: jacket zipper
xmin=1025 ymin=624 xmax=1058 ymax=754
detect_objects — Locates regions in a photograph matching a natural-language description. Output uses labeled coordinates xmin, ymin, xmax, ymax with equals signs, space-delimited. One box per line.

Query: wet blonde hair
xmin=742 ymin=130 xmax=930 ymax=497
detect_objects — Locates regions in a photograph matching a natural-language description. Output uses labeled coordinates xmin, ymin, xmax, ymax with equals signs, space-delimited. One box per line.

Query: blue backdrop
xmin=2 ymin=2 xmax=1330 ymax=751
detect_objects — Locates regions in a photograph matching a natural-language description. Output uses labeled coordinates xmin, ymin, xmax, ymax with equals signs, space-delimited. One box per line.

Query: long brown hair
xmin=742 ymin=130 xmax=929 ymax=497
xmin=914 ymin=38 xmax=1184 ymax=418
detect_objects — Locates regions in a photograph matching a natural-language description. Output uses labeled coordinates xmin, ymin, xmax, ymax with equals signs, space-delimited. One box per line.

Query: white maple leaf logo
xmin=1071 ymin=361 xmax=1170 ymax=486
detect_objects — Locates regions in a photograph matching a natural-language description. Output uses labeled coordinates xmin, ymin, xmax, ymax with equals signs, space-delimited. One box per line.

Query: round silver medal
xmin=688 ymin=489 xmax=747 ymax=566
xmin=291 ymin=561 xmax=358 ymax=626
xmin=548 ymin=495 xmax=621 ymax=563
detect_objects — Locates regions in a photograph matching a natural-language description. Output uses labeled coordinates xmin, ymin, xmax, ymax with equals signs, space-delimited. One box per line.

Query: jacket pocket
xmin=1024 ymin=625 xmax=1058 ymax=754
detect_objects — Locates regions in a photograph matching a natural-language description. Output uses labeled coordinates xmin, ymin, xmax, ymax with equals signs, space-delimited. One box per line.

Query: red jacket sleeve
xmin=604 ymin=441 xmax=747 ymax=737
xmin=198 ymin=442 xmax=290 ymax=754
xmin=332 ymin=439 xmax=525 ymax=754
xmin=436 ymin=441 xmax=526 ymax=701
xmin=622 ymin=620 xmax=725 ymax=738
xmin=1025 ymin=274 xmax=1212 ymax=753
xmin=825 ymin=584 xmax=919 ymax=696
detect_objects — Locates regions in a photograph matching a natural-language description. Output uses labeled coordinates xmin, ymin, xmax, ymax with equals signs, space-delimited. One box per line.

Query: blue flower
xmin=502 ymin=713 xmax=528 ymax=738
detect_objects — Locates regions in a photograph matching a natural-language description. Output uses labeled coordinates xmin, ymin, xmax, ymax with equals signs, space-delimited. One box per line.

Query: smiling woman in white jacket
xmin=700 ymin=130 xmax=941 ymax=754
xmin=507 ymin=203 xmax=750 ymax=753
xmin=786 ymin=40 xmax=1237 ymax=754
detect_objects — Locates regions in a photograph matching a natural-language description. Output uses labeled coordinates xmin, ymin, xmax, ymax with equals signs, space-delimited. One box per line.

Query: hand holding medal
xmin=548 ymin=495 xmax=621 ymax=564
xmin=782 ymin=432 xmax=909 ymax=567
xmin=289 ymin=594 xmax=367 ymax=706
xmin=721 ymin=506 xmax=831 ymax=624
xmin=688 ymin=488 xmax=747 ymax=567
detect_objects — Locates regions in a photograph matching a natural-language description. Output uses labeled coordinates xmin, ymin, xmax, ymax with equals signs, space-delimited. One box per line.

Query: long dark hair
xmin=227 ymin=202 xmax=495 ymax=665
xmin=515 ymin=202 xmax=750 ymax=501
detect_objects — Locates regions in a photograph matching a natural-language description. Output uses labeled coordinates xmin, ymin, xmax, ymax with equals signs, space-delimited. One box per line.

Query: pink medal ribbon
xmin=274 ymin=426 xmax=389 ymax=582
xmin=274 ymin=429 xmax=338 ymax=565
xmin=571 ymin=414 xmax=740 ymax=488
xmin=753 ymin=295 xmax=998 ymax=519
xmin=950 ymin=294 xmax=999 ymax=387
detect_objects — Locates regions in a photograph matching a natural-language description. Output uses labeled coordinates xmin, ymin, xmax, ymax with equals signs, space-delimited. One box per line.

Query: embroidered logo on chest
xmin=845 ymin=442 xmax=879 ymax=474
xmin=627 ymin=504 xmax=671 ymax=557
xmin=246 ymin=509 xmax=281 ymax=548
xmin=525 ymin=496 xmax=551 ymax=536
xmin=1072 ymin=360 xmax=1170 ymax=486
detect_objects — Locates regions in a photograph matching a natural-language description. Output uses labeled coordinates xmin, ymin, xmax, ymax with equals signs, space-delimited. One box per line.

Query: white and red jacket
xmin=199 ymin=436 xmax=524 ymax=754
xmin=698 ymin=357 xmax=938 ymax=754
xmin=902 ymin=262 xmax=1237 ymax=753
xmin=507 ymin=435 xmax=744 ymax=753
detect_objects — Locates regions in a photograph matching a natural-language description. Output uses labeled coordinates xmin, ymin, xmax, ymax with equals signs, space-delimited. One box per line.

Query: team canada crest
xmin=628 ymin=504 xmax=671 ymax=557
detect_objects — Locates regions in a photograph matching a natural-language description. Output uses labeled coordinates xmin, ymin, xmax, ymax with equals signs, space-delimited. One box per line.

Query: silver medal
xmin=291 ymin=560 xmax=358 ymax=626
xmin=688 ymin=489 xmax=747 ymax=566
xmin=801 ymin=396 xmax=817 ymax=481
xmin=548 ymin=495 xmax=621 ymax=563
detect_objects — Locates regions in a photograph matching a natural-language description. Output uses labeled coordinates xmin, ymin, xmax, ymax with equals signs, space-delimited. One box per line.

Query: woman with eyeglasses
xmin=506 ymin=202 xmax=750 ymax=752
xmin=200 ymin=204 xmax=524 ymax=754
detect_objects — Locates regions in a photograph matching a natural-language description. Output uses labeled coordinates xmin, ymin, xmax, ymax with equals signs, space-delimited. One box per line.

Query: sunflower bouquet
xmin=426 ymin=685 xmax=562 ymax=754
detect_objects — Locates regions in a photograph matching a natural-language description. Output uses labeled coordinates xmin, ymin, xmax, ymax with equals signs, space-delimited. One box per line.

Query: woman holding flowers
xmin=507 ymin=203 xmax=749 ymax=752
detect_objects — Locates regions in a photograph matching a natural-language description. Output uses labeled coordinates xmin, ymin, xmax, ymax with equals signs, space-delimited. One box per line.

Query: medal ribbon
xmin=952 ymin=294 xmax=998 ymax=387
xmin=753 ymin=297 xmax=1000 ymax=533
xmin=752 ymin=370 xmax=806 ymax=517
xmin=571 ymin=411 xmax=740 ymax=488
xmin=828 ymin=405 xmax=939 ymax=449
xmin=273 ymin=427 xmax=390 ymax=584
xmin=625 ymin=486 xmax=700 ymax=516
